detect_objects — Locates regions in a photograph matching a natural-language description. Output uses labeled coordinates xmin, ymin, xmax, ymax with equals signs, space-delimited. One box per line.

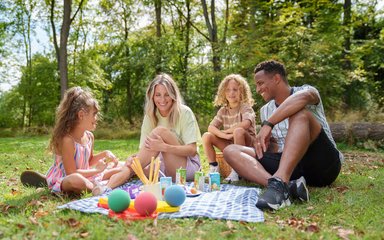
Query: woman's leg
xmin=139 ymin=126 xmax=187 ymax=181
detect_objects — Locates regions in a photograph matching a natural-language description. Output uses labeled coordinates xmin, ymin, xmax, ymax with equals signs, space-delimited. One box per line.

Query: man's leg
xmin=256 ymin=109 xmax=320 ymax=210
xmin=273 ymin=109 xmax=322 ymax=183
xmin=223 ymin=144 xmax=272 ymax=186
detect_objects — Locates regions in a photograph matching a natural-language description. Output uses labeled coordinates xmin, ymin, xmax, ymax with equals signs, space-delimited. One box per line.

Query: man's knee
xmin=223 ymin=144 xmax=239 ymax=164
xmin=289 ymin=109 xmax=312 ymax=124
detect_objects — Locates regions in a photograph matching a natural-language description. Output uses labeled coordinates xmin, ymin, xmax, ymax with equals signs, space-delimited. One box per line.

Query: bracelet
xmin=262 ymin=120 xmax=274 ymax=129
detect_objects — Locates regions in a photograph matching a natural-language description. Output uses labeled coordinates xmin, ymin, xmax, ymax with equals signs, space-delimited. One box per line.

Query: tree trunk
xmin=59 ymin=0 xmax=72 ymax=99
xmin=201 ymin=0 xmax=221 ymax=86
xmin=50 ymin=0 xmax=84 ymax=99
xmin=342 ymin=0 xmax=351 ymax=69
xmin=155 ymin=0 xmax=162 ymax=73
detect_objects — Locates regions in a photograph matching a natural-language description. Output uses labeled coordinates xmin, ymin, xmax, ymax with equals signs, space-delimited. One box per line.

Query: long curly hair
xmin=213 ymin=74 xmax=254 ymax=107
xmin=49 ymin=87 xmax=99 ymax=154
xmin=144 ymin=73 xmax=183 ymax=128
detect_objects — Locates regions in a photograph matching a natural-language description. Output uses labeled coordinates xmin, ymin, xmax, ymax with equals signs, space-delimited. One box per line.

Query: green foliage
xmin=1 ymin=0 xmax=383 ymax=129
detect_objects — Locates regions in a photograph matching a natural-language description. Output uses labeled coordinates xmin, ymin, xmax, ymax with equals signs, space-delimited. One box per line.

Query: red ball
xmin=134 ymin=192 xmax=157 ymax=216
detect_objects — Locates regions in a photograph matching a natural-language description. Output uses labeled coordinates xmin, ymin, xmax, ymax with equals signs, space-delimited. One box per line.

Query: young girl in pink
xmin=44 ymin=87 xmax=126 ymax=195
xmin=202 ymin=74 xmax=256 ymax=183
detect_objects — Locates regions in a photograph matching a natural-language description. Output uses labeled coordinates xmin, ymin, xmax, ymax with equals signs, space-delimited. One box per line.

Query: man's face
xmin=254 ymin=70 xmax=276 ymax=102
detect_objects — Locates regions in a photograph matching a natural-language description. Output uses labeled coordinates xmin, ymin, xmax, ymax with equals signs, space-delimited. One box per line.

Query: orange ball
xmin=134 ymin=192 xmax=157 ymax=216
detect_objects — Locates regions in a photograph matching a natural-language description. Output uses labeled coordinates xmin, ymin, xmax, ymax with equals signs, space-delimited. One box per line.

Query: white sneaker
xmin=209 ymin=164 xmax=219 ymax=173
xmin=224 ymin=169 xmax=239 ymax=183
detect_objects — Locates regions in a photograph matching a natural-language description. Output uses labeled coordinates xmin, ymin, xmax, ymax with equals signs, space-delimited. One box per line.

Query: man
xmin=223 ymin=60 xmax=343 ymax=210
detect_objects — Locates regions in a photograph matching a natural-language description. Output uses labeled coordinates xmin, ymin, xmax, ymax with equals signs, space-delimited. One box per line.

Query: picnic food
xmin=134 ymin=192 xmax=157 ymax=216
xmin=108 ymin=189 xmax=131 ymax=213
xmin=164 ymin=185 xmax=186 ymax=207
xmin=131 ymin=157 xmax=161 ymax=184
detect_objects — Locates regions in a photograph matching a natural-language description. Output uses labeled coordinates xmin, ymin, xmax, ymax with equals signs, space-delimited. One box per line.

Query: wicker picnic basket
xmin=215 ymin=152 xmax=232 ymax=178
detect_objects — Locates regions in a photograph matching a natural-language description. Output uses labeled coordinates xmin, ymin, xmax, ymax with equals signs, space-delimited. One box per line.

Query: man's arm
xmin=255 ymin=88 xmax=320 ymax=158
xmin=267 ymin=88 xmax=319 ymax=126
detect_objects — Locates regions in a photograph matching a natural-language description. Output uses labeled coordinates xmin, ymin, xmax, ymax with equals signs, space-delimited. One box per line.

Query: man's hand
xmin=255 ymin=125 xmax=272 ymax=159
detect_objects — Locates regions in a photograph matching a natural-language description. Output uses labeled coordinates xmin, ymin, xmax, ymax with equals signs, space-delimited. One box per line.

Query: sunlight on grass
xmin=0 ymin=136 xmax=383 ymax=239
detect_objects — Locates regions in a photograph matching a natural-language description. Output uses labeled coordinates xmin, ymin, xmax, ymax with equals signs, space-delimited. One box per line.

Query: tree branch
xmin=168 ymin=0 xmax=210 ymax=41
xmin=70 ymin=0 xmax=85 ymax=23
xmin=50 ymin=0 xmax=59 ymax=63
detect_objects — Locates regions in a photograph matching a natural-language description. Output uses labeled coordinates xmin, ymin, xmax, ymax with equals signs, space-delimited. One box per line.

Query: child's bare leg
xmin=202 ymin=132 xmax=231 ymax=163
xmin=233 ymin=127 xmax=254 ymax=146
xmin=61 ymin=173 xmax=94 ymax=193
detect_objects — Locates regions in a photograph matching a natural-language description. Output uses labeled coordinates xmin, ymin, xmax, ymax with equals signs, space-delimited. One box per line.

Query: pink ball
xmin=134 ymin=192 xmax=157 ymax=216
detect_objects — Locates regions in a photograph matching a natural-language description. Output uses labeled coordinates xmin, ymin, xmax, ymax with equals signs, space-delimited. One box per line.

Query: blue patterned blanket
xmin=58 ymin=181 xmax=264 ymax=223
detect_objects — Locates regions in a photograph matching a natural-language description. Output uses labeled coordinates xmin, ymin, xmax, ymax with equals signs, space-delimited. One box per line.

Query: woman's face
xmin=153 ymin=84 xmax=173 ymax=117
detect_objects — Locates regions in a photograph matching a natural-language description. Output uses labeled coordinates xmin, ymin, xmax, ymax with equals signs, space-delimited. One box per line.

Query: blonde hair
xmin=49 ymin=87 xmax=100 ymax=154
xmin=145 ymin=73 xmax=183 ymax=128
xmin=214 ymin=74 xmax=254 ymax=107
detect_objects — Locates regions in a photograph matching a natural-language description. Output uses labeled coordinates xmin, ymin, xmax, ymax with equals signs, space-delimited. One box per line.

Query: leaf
xmin=80 ymin=231 xmax=89 ymax=238
xmin=337 ymin=228 xmax=354 ymax=240
xmin=11 ymin=188 xmax=20 ymax=195
xmin=305 ymin=223 xmax=320 ymax=233
xmin=16 ymin=223 xmax=25 ymax=229
xmin=226 ymin=220 xmax=235 ymax=229
xmin=335 ymin=186 xmax=349 ymax=194
xmin=194 ymin=219 xmax=204 ymax=227
xmin=64 ymin=218 xmax=80 ymax=228
xmin=34 ymin=209 xmax=49 ymax=218
xmin=28 ymin=200 xmax=43 ymax=207
xmin=127 ymin=234 xmax=138 ymax=240
xmin=29 ymin=216 xmax=38 ymax=225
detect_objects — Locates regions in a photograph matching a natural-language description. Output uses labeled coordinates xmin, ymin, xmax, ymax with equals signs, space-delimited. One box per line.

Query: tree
xmin=49 ymin=0 xmax=85 ymax=99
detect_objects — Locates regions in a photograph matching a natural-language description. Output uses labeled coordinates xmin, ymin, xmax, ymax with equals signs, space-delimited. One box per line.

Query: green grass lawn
xmin=0 ymin=136 xmax=383 ymax=239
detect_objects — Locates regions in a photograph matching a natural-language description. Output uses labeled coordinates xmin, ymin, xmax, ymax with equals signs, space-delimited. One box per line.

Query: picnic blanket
xmin=58 ymin=180 xmax=264 ymax=223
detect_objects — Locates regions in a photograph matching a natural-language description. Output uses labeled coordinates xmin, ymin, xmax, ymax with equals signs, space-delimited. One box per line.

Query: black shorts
xmin=258 ymin=128 xmax=341 ymax=187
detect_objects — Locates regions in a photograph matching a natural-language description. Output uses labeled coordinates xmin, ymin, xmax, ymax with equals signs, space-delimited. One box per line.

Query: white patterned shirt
xmin=260 ymin=84 xmax=344 ymax=163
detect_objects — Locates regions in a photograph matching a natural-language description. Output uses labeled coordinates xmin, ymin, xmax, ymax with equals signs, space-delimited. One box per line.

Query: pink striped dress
xmin=46 ymin=131 xmax=99 ymax=192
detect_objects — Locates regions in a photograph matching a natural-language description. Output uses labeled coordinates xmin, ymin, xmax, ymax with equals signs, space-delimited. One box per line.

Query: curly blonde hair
xmin=213 ymin=74 xmax=254 ymax=107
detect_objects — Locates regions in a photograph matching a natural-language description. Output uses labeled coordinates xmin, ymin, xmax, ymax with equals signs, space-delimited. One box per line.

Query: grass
xmin=0 ymin=136 xmax=383 ymax=239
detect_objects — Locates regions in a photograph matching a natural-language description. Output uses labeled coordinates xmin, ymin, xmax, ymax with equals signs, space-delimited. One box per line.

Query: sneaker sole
xmin=20 ymin=171 xmax=47 ymax=188
xmin=267 ymin=198 xmax=291 ymax=210
xmin=296 ymin=177 xmax=310 ymax=202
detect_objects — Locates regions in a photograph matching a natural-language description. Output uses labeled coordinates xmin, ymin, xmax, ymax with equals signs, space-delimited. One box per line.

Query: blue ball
xmin=164 ymin=185 xmax=186 ymax=207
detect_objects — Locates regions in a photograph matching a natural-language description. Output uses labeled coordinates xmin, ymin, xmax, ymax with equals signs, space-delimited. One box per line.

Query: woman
xmin=126 ymin=73 xmax=201 ymax=182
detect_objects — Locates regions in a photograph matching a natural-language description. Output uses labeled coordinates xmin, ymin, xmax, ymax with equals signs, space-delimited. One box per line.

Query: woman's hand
xmin=124 ymin=153 xmax=137 ymax=167
xmin=144 ymin=134 xmax=165 ymax=152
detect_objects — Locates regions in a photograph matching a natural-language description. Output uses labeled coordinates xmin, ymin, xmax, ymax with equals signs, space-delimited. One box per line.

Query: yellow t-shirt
xmin=139 ymin=104 xmax=202 ymax=150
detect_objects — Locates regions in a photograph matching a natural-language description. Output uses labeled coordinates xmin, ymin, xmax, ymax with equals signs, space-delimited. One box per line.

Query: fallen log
xmin=330 ymin=122 xmax=384 ymax=142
